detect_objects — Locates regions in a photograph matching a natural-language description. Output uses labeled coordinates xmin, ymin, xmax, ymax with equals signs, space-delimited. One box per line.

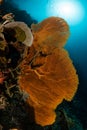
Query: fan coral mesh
xmin=18 ymin=17 xmax=79 ymax=126
xmin=31 ymin=17 xmax=70 ymax=50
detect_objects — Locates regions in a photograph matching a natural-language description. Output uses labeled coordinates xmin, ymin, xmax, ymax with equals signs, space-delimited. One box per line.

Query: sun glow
xmin=47 ymin=0 xmax=85 ymax=25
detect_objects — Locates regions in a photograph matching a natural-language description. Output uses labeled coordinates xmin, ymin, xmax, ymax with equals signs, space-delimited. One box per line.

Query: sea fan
xmin=18 ymin=17 xmax=79 ymax=126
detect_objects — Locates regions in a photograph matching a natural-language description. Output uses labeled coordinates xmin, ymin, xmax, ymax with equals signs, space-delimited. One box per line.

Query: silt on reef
xmin=18 ymin=17 xmax=79 ymax=126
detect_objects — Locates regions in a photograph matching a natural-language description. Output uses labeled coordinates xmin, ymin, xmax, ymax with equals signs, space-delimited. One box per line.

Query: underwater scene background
xmin=0 ymin=0 xmax=87 ymax=130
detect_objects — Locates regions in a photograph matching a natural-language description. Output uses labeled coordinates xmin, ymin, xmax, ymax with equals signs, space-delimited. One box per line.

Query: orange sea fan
xmin=18 ymin=47 xmax=79 ymax=126
xmin=18 ymin=17 xmax=78 ymax=126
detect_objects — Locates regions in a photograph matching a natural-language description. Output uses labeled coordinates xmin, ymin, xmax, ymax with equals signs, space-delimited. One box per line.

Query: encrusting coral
xmin=18 ymin=17 xmax=79 ymax=126
xmin=0 ymin=13 xmax=34 ymax=96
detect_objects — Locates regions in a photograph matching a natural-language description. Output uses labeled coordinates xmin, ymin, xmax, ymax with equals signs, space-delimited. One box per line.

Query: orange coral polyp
xmin=18 ymin=17 xmax=79 ymax=126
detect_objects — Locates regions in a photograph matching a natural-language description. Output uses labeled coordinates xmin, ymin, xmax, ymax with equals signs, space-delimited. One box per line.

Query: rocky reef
xmin=0 ymin=3 xmax=84 ymax=130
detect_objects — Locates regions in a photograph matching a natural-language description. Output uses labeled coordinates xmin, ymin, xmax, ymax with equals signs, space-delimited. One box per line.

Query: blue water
xmin=12 ymin=0 xmax=87 ymax=86
xmin=1 ymin=0 xmax=87 ymax=128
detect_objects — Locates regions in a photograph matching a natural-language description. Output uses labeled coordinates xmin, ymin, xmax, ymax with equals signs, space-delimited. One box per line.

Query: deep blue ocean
xmin=1 ymin=0 xmax=87 ymax=129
